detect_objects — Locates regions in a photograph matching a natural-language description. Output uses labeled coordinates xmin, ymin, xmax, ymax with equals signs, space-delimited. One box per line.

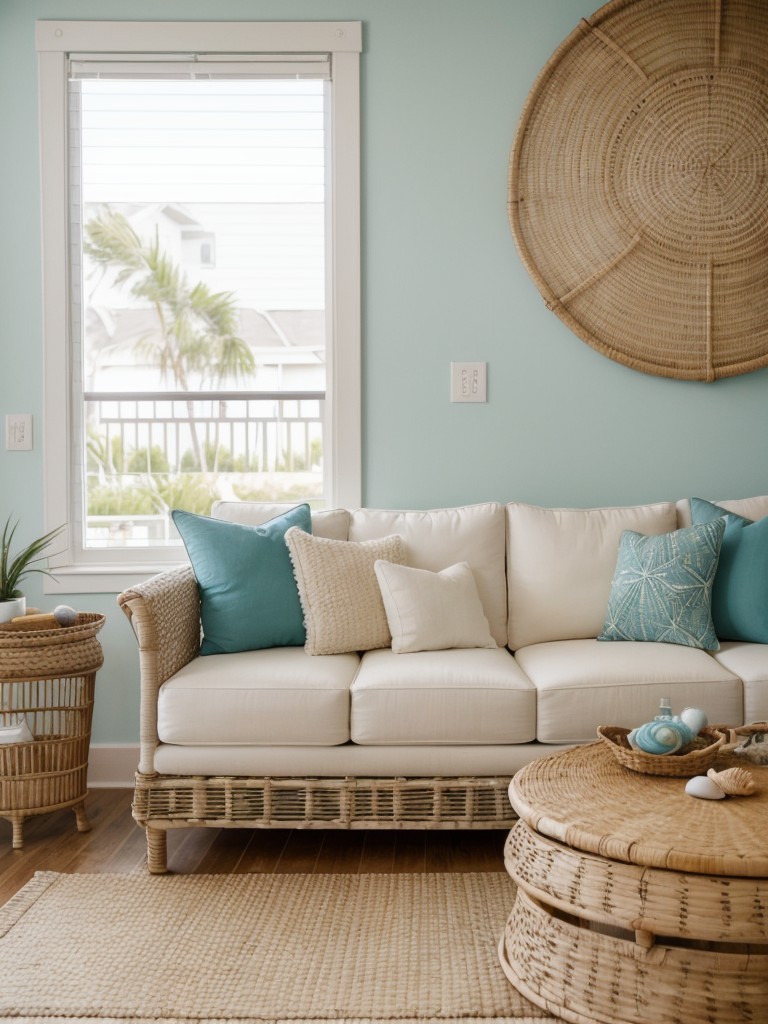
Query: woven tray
xmin=721 ymin=721 xmax=768 ymax=742
xmin=509 ymin=0 xmax=768 ymax=381
xmin=597 ymin=724 xmax=725 ymax=776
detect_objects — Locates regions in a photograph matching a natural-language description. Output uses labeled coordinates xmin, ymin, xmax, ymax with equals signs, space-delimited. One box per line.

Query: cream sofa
xmin=118 ymin=495 xmax=768 ymax=872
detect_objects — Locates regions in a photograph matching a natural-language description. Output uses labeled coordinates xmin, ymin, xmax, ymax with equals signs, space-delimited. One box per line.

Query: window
xmin=36 ymin=21 xmax=361 ymax=591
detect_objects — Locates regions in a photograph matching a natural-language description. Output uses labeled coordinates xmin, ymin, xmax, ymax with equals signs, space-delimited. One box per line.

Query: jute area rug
xmin=0 ymin=870 xmax=556 ymax=1024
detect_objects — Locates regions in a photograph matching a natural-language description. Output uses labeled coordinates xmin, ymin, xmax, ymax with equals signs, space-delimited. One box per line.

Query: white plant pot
xmin=0 ymin=596 xmax=26 ymax=623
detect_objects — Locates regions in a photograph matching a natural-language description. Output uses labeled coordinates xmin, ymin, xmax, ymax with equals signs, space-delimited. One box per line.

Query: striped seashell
xmin=627 ymin=719 xmax=692 ymax=755
xmin=706 ymin=766 xmax=756 ymax=796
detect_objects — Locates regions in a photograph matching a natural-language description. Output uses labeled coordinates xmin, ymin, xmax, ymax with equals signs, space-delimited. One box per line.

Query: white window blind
xmin=69 ymin=54 xmax=331 ymax=78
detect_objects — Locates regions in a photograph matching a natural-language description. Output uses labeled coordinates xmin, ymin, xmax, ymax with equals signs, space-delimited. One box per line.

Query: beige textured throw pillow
xmin=285 ymin=528 xmax=405 ymax=655
xmin=374 ymin=560 xmax=497 ymax=654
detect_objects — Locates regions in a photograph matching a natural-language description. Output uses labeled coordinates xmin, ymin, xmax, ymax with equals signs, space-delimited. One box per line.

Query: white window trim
xmin=36 ymin=20 xmax=361 ymax=594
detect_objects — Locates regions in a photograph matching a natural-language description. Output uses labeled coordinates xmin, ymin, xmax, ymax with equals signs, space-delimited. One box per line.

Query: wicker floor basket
xmin=0 ymin=613 xmax=105 ymax=849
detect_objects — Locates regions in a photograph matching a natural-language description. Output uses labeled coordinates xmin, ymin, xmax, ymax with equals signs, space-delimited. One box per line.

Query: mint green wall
xmin=2 ymin=0 xmax=768 ymax=744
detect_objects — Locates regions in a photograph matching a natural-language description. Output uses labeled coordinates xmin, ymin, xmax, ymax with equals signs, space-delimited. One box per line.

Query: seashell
xmin=679 ymin=706 xmax=708 ymax=735
xmin=706 ymin=766 xmax=756 ymax=796
xmin=685 ymin=775 xmax=726 ymax=800
xmin=628 ymin=719 xmax=693 ymax=755
xmin=734 ymin=731 xmax=768 ymax=765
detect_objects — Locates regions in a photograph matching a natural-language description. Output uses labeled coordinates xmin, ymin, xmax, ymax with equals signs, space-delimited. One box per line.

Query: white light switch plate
xmin=6 ymin=414 xmax=32 ymax=451
xmin=450 ymin=362 xmax=487 ymax=403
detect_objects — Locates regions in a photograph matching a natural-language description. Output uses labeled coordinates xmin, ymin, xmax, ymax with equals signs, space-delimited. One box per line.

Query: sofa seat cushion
xmin=157 ymin=648 xmax=359 ymax=745
xmin=350 ymin=646 xmax=536 ymax=744
xmin=515 ymin=639 xmax=742 ymax=744
xmin=348 ymin=504 xmax=508 ymax=647
xmin=712 ymin=642 xmax=768 ymax=724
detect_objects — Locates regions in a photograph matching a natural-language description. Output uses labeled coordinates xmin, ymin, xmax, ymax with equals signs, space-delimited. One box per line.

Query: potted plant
xmin=0 ymin=518 xmax=65 ymax=623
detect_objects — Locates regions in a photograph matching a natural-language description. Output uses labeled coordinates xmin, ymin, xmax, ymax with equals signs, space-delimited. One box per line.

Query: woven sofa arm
xmin=118 ymin=566 xmax=201 ymax=774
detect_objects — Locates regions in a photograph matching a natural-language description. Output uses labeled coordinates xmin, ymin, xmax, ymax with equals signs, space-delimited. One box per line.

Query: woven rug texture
xmin=0 ymin=870 xmax=555 ymax=1023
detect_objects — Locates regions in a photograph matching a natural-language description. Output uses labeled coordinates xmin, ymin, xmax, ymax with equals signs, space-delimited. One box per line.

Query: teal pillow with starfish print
xmin=598 ymin=518 xmax=725 ymax=651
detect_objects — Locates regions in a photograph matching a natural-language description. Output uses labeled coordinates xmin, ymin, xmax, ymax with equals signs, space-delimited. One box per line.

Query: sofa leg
xmin=146 ymin=826 xmax=168 ymax=874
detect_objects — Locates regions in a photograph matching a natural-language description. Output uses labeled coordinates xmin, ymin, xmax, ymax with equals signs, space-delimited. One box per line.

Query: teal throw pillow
xmin=597 ymin=518 xmax=725 ymax=650
xmin=690 ymin=497 xmax=768 ymax=643
xmin=172 ymin=504 xmax=312 ymax=655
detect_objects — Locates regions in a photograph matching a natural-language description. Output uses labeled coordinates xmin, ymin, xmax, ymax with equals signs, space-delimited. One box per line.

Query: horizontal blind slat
xmin=69 ymin=54 xmax=330 ymax=80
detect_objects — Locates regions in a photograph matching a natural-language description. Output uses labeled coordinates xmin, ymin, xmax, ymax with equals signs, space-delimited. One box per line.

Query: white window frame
xmin=36 ymin=20 xmax=361 ymax=593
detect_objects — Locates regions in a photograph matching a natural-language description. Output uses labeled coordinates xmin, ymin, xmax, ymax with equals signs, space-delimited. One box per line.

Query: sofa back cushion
xmin=211 ymin=500 xmax=350 ymax=539
xmin=506 ymin=501 xmax=678 ymax=650
xmin=348 ymin=503 xmax=508 ymax=647
xmin=676 ymin=493 xmax=768 ymax=527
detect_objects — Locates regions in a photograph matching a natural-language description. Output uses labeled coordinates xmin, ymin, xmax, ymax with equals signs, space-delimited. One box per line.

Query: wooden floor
xmin=0 ymin=788 xmax=509 ymax=905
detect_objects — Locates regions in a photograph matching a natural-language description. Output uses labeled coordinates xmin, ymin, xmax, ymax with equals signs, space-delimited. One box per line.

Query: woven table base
xmin=504 ymin=821 xmax=768 ymax=945
xmin=500 ymin=887 xmax=768 ymax=1024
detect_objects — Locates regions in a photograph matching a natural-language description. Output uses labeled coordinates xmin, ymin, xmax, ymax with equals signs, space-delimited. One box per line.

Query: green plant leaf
xmin=0 ymin=519 xmax=65 ymax=601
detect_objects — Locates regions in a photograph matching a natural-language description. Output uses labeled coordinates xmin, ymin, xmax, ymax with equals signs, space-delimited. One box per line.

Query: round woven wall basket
xmin=509 ymin=0 xmax=768 ymax=381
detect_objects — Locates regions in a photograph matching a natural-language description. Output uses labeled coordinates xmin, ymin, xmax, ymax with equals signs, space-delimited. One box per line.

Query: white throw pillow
xmin=349 ymin=503 xmax=507 ymax=646
xmin=374 ymin=560 xmax=497 ymax=654
xmin=285 ymin=528 xmax=405 ymax=655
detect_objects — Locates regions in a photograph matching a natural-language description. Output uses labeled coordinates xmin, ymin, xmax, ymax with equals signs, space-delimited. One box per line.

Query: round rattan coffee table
xmin=499 ymin=742 xmax=768 ymax=1024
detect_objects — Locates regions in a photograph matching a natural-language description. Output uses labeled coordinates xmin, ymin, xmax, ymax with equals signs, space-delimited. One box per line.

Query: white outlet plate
xmin=450 ymin=362 xmax=487 ymax=403
xmin=6 ymin=413 xmax=32 ymax=451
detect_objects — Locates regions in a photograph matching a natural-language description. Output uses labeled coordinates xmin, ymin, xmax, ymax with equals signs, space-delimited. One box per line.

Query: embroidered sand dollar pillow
xmin=598 ymin=518 xmax=725 ymax=651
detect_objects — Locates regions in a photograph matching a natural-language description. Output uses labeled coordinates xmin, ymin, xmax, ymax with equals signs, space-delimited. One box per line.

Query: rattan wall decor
xmin=509 ymin=0 xmax=768 ymax=381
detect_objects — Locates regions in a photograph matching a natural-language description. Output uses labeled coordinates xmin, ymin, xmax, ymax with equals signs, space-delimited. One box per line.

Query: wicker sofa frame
xmin=118 ymin=567 xmax=515 ymax=874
